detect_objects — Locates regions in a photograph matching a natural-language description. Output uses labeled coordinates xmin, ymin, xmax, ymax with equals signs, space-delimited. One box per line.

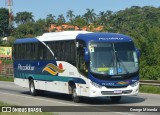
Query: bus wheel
xmin=72 ymin=86 xmax=80 ymax=103
xmin=29 ymin=79 xmax=38 ymax=96
xmin=110 ymin=96 xmax=121 ymax=103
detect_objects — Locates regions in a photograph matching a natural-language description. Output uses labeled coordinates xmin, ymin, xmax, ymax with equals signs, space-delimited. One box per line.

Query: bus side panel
xmin=33 ymin=80 xmax=70 ymax=94
xmin=56 ymin=61 xmax=91 ymax=96
xmin=34 ymin=80 xmax=45 ymax=90
xmin=78 ymin=75 xmax=91 ymax=97
xmin=45 ymin=81 xmax=69 ymax=94
xmin=14 ymin=60 xmax=91 ymax=96
xmin=14 ymin=60 xmax=35 ymax=88
xmin=57 ymin=61 xmax=83 ymax=95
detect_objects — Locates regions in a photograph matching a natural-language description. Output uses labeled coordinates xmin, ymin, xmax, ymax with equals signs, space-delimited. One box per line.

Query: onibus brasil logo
xmin=42 ymin=63 xmax=65 ymax=75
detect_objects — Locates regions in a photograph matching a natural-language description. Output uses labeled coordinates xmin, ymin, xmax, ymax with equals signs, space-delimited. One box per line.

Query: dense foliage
xmin=0 ymin=6 xmax=160 ymax=80
xmin=0 ymin=8 xmax=9 ymax=36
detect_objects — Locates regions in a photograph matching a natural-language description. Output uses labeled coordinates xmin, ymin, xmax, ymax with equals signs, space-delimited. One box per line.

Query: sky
xmin=0 ymin=0 xmax=160 ymax=21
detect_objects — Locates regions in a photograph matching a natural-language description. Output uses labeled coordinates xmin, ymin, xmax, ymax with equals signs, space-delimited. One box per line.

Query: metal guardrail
xmin=140 ymin=80 xmax=160 ymax=86
xmin=0 ymin=74 xmax=13 ymax=77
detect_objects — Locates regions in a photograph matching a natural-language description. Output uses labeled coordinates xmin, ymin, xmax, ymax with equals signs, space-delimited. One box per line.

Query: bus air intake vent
xmin=101 ymin=90 xmax=132 ymax=95
xmin=105 ymin=85 xmax=128 ymax=88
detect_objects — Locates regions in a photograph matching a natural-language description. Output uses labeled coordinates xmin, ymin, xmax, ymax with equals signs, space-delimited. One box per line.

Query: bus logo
xmin=117 ymin=81 xmax=129 ymax=85
xmin=42 ymin=63 xmax=65 ymax=75
xmin=18 ymin=64 xmax=35 ymax=71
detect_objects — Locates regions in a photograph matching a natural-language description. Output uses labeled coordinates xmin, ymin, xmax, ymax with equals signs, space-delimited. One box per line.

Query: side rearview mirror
xmin=136 ymin=48 xmax=140 ymax=59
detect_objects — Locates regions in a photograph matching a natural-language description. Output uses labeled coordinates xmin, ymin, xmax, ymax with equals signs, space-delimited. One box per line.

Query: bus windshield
xmin=89 ymin=42 xmax=139 ymax=75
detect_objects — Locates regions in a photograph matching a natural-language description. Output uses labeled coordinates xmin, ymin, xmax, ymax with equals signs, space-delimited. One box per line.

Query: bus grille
xmin=101 ymin=90 xmax=132 ymax=95
xmin=105 ymin=85 xmax=128 ymax=88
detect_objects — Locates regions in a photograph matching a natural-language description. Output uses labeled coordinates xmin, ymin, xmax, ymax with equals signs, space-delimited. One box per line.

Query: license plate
xmin=114 ymin=90 xmax=122 ymax=94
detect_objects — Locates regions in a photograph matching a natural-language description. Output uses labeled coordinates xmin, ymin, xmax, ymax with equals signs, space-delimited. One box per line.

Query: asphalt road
xmin=0 ymin=81 xmax=160 ymax=115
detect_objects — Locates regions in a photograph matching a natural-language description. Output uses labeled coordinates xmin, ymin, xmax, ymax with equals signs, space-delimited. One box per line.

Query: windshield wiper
xmin=115 ymin=51 xmax=129 ymax=74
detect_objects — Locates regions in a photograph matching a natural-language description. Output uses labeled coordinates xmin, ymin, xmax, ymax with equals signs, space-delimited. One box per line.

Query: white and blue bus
xmin=13 ymin=31 xmax=140 ymax=103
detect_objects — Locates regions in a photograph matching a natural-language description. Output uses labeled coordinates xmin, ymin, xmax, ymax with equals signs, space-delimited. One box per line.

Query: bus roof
xmin=14 ymin=31 xmax=133 ymax=44
xmin=76 ymin=32 xmax=133 ymax=43
xmin=37 ymin=31 xmax=132 ymax=42
xmin=36 ymin=31 xmax=92 ymax=41
xmin=14 ymin=38 xmax=38 ymax=44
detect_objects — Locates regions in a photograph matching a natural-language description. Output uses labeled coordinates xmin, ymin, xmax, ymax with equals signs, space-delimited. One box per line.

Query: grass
xmin=0 ymin=113 xmax=54 ymax=115
xmin=140 ymin=85 xmax=160 ymax=94
xmin=0 ymin=101 xmax=54 ymax=115
xmin=0 ymin=112 xmax=54 ymax=115
xmin=0 ymin=76 xmax=14 ymax=82
xmin=0 ymin=101 xmax=10 ymax=106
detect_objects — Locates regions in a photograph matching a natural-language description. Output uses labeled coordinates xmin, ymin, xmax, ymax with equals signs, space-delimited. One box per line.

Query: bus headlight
xmin=131 ymin=81 xmax=139 ymax=87
xmin=90 ymin=81 xmax=102 ymax=89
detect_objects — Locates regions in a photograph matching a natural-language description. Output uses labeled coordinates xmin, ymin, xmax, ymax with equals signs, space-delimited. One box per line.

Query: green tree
xmin=57 ymin=14 xmax=65 ymax=25
xmin=14 ymin=19 xmax=48 ymax=38
xmin=0 ymin=36 xmax=15 ymax=46
xmin=83 ymin=9 xmax=96 ymax=25
xmin=98 ymin=11 xmax=107 ymax=25
xmin=14 ymin=11 xmax=34 ymax=25
xmin=14 ymin=22 xmax=35 ymax=38
xmin=73 ymin=15 xmax=86 ymax=30
xmin=46 ymin=14 xmax=56 ymax=29
xmin=66 ymin=10 xmax=75 ymax=24
xmin=0 ymin=8 xmax=9 ymax=36
xmin=34 ymin=19 xmax=48 ymax=35
xmin=97 ymin=10 xmax=112 ymax=26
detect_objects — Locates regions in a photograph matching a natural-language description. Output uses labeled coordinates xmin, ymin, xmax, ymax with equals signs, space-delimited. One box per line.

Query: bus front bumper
xmin=89 ymin=82 xmax=139 ymax=97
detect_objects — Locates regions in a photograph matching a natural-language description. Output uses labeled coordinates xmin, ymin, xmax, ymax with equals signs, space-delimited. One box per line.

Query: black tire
xmin=72 ymin=86 xmax=80 ymax=103
xmin=29 ymin=79 xmax=38 ymax=96
xmin=110 ymin=96 xmax=121 ymax=103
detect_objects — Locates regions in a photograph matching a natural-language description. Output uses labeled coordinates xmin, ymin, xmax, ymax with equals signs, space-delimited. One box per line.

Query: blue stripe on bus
xmin=89 ymin=72 xmax=139 ymax=87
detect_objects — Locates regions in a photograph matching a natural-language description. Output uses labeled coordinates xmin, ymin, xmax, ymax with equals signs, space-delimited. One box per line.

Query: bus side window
xmin=70 ymin=41 xmax=76 ymax=64
xmin=30 ymin=43 xmax=37 ymax=60
xmin=46 ymin=42 xmax=53 ymax=60
xmin=54 ymin=42 xmax=59 ymax=60
xmin=26 ymin=44 xmax=30 ymax=60
xmin=38 ymin=42 xmax=44 ymax=60
xmin=50 ymin=41 xmax=57 ymax=60
xmin=77 ymin=40 xmax=88 ymax=77
xmin=77 ymin=47 xmax=88 ymax=77
xmin=61 ymin=40 xmax=76 ymax=66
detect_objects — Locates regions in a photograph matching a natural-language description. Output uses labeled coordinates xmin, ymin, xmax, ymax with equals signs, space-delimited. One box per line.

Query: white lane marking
xmin=0 ymin=82 xmax=16 ymax=87
xmin=0 ymin=92 xmax=79 ymax=106
xmin=0 ymin=83 xmax=25 ymax=90
xmin=0 ymin=83 xmax=17 ymax=87
xmin=0 ymin=92 xmax=135 ymax=115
